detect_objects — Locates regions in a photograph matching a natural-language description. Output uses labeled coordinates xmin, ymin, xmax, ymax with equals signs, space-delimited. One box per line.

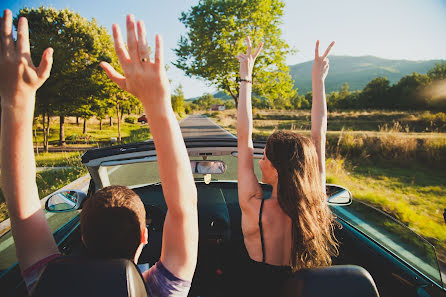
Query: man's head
xmin=80 ymin=186 xmax=147 ymax=261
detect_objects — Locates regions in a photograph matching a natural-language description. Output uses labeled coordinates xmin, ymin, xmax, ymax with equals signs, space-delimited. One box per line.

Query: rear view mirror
xmin=191 ymin=160 xmax=226 ymax=174
xmin=45 ymin=190 xmax=87 ymax=212
xmin=326 ymin=184 xmax=352 ymax=206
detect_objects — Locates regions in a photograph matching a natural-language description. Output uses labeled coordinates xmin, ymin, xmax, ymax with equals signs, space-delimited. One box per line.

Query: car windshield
xmin=102 ymin=155 xmax=262 ymax=187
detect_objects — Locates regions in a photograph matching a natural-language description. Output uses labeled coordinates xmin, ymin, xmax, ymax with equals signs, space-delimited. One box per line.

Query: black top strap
xmin=259 ymin=197 xmax=266 ymax=263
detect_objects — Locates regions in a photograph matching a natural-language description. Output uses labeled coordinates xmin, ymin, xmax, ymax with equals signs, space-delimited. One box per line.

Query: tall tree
xmin=175 ymin=0 xmax=295 ymax=106
xmin=15 ymin=7 xmax=114 ymax=145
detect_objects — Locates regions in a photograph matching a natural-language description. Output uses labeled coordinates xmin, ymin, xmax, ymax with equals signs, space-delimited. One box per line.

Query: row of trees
xmin=14 ymin=7 xmax=143 ymax=151
xmin=304 ymin=62 xmax=446 ymax=111
xmin=185 ymin=60 xmax=446 ymax=111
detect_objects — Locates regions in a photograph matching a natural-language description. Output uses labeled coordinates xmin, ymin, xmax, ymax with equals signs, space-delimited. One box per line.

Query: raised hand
xmin=100 ymin=15 xmax=170 ymax=110
xmin=312 ymin=40 xmax=335 ymax=82
xmin=0 ymin=9 xmax=53 ymax=111
xmin=235 ymin=36 xmax=263 ymax=80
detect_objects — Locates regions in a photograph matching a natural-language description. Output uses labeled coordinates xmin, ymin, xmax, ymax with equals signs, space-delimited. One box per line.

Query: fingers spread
xmin=100 ymin=61 xmax=127 ymax=90
xmin=322 ymin=41 xmax=335 ymax=59
xmin=154 ymin=34 xmax=163 ymax=66
xmin=315 ymin=40 xmax=320 ymax=59
xmin=36 ymin=47 xmax=53 ymax=80
xmin=246 ymin=36 xmax=252 ymax=56
xmin=126 ymin=14 xmax=139 ymax=61
xmin=112 ymin=24 xmax=130 ymax=66
xmin=2 ymin=9 xmax=14 ymax=54
xmin=253 ymin=42 xmax=263 ymax=59
xmin=137 ymin=20 xmax=150 ymax=63
xmin=17 ymin=17 xmax=31 ymax=58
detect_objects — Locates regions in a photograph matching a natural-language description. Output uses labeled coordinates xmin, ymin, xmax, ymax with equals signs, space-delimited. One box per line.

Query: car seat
xmin=282 ymin=265 xmax=380 ymax=297
xmin=31 ymin=256 xmax=147 ymax=297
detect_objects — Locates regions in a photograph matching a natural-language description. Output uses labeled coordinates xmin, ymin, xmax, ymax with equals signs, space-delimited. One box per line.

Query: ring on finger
xmin=141 ymin=57 xmax=149 ymax=62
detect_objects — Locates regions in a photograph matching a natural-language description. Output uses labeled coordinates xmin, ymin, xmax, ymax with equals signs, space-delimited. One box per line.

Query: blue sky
xmin=2 ymin=0 xmax=446 ymax=98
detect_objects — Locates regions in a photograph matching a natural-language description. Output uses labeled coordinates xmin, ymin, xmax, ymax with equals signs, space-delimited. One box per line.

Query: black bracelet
xmin=237 ymin=77 xmax=252 ymax=84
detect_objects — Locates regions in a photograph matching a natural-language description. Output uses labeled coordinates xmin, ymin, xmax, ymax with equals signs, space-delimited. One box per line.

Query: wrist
xmin=1 ymin=95 xmax=36 ymax=119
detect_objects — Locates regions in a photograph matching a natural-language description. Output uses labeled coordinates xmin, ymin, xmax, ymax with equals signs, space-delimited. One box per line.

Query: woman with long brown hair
xmin=235 ymin=37 xmax=339 ymax=294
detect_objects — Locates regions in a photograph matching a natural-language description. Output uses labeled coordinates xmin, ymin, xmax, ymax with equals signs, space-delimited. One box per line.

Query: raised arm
xmin=100 ymin=15 xmax=197 ymax=281
xmin=236 ymin=37 xmax=264 ymax=208
xmin=311 ymin=40 xmax=334 ymax=191
xmin=0 ymin=10 xmax=58 ymax=271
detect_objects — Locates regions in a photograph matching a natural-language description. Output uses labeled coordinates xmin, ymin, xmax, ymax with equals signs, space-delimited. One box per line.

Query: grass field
xmin=206 ymin=109 xmax=446 ymax=262
xmin=1 ymin=109 xmax=445 ymax=264
xmin=33 ymin=115 xmax=151 ymax=146
xmin=0 ymin=116 xmax=153 ymax=223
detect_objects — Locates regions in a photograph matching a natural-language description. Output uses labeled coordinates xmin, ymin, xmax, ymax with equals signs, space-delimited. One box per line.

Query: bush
xmin=125 ymin=116 xmax=137 ymax=124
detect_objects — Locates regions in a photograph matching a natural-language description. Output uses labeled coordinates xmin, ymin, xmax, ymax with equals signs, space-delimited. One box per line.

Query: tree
xmin=359 ymin=77 xmax=390 ymax=109
xmin=175 ymin=0 xmax=295 ymax=107
xmin=15 ymin=7 xmax=115 ymax=147
xmin=171 ymin=85 xmax=186 ymax=115
xmin=193 ymin=93 xmax=224 ymax=110
xmin=428 ymin=62 xmax=446 ymax=80
xmin=391 ymin=73 xmax=431 ymax=109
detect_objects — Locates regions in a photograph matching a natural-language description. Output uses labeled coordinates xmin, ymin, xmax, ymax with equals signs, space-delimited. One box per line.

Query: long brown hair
xmin=266 ymin=131 xmax=338 ymax=271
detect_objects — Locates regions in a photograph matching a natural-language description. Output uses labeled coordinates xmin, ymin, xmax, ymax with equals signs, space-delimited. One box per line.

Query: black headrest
xmin=31 ymin=257 xmax=147 ymax=297
xmin=282 ymin=265 xmax=380 ymax=297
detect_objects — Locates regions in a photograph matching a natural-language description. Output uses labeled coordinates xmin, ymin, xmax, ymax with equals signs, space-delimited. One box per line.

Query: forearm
xmin=145 ymin=102 xmax=197 ymax=212
xmin=1 ymin=96 xmax=58 ymax=270
xmin=237 ymin=82 xmax=254 ymax=146
xmin=311 ymin=79 xmax=327 ymax=188
xmin=1 ymin=99 xmax=41 ymax=218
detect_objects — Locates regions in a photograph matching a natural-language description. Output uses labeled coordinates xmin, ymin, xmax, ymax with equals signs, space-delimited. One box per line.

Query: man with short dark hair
xmin=0 ymin=10 xmax=198 ymax=296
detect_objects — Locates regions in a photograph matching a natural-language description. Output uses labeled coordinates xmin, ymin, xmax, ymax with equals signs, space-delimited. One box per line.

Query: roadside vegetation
xmin=0 ymin=118 xmax=153 ymax=223
xmin=207 ymin=109 xmax=446 ymax=262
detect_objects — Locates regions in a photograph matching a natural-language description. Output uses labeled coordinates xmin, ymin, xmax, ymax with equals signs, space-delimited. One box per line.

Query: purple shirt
xmin=22 ymin=255 xmax=191 ymax=297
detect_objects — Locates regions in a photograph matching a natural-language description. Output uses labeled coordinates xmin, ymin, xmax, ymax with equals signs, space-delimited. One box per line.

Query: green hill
xmin=289 ymin=56 xmax=444 ymax=94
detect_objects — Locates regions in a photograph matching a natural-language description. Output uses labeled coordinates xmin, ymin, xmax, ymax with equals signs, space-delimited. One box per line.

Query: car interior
xmin=28 ymin=181 xmax=444 ymax=297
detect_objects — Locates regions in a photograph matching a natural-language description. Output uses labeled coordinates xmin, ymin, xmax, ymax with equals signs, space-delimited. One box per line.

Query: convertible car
xmin=0 ymin=138 xmax=445 ymax=296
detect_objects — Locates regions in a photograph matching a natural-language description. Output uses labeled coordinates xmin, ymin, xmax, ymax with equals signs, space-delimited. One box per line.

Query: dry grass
xmin=205 ymin=109 xmax=446 ymax=261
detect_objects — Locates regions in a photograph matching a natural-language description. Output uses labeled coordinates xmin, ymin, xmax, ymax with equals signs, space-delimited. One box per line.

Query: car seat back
xmin=282 ymin=265 xmax=379 ymax=297
xmin=31 ymin=256 xmax=147 ymax=297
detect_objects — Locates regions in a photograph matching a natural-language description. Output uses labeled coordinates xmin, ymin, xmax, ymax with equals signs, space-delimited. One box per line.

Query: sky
xmin=2 ymin=0 xmax=446 ymax=98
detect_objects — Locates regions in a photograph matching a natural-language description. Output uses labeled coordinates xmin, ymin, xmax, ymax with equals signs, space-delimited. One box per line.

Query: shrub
xmin=125 ymin=116 xmax=136 ymax=124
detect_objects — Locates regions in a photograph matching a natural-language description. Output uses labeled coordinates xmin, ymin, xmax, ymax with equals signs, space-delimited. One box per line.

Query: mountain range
xmin=290 ymin=55 xmax=444 ymax=94
xmin=186 ymin=56 xmax=444 ymax=100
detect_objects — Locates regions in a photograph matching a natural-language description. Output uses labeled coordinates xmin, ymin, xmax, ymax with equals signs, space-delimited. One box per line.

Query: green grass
xmin=35 ymin=152 xmax=85 ymax=167
xmin=0 ymin=152 xmax=88 ymax=222
xmin=33 ymin=116 xmax=150 ymax=146
xmin=326 ymin=158 xmax=446 ymax=262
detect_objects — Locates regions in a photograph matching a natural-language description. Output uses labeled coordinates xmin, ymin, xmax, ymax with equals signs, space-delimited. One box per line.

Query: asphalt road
xmin=179 ymin=115 xmax=236 ymax=139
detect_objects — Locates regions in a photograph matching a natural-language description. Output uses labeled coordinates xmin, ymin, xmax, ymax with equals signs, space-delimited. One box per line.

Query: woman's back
xmin=242 ymin=196 xmax=292 ymax=266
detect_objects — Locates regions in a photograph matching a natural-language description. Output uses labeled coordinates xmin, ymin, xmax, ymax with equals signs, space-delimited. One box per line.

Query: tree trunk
xmin=76 ymin=116 xmax=79 ymax=125
xmin=226 ymin=86 xmax=238 ymax=108
xmin=42 ymin=112 xmax=48 ymax=153
xmin=46 ymin=114 xmax=50 ymax=138
xmin=34 ymin=128 xmax=39 ymax=156
xmin=116 ymin=98 xmax=121 ymax=142
xmin=109 ymin=116 xmax=113 ymax=127
xmin=99 ymin=119 xmax=102 ymax=131
xmin=42 ymin=113 xmax=46 ymax=150
xmin=83 ymin=118 xmax=87 ymax=134
xmin=120 ymin=108 xmax=124 ymax=121
xmin=59 ymin=115 xmax=65 ymax=146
